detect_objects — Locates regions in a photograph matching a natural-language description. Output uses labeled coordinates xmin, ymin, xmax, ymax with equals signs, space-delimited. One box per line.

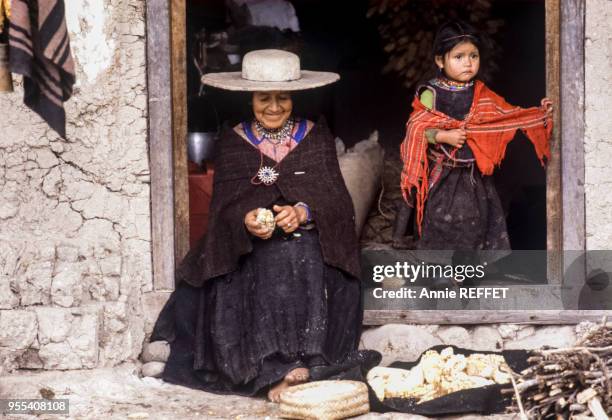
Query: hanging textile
xmin=8 ymin=0 xmax=75 ymax=138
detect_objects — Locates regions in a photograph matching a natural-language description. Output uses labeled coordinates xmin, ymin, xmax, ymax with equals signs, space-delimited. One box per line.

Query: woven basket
xmin=279 ymin=380 xmax=370 ymax=420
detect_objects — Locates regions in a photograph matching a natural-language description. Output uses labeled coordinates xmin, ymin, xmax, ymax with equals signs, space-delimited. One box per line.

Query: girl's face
xmin=252 ymin=91 xmax=293 ymax=129
xmin=435 ymin=41 xmax=480 ymax=83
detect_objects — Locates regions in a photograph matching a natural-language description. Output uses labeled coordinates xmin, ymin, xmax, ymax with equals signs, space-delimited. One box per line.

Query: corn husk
xmin=367 ymin=347 xmax=511 ymax=403
xmin=255 ymin=208 xmax=275 ymax=232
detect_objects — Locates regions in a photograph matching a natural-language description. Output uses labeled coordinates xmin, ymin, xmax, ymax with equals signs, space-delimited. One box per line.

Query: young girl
xmin=399 ymin=20 xmax=553 ymax=252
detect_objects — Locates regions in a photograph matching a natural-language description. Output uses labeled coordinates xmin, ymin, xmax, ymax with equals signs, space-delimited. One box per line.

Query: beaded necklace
xmin=431 ymin=77 xmax=474 ymax=92
xmin=254 ymin=117 xmax=295 ymax=145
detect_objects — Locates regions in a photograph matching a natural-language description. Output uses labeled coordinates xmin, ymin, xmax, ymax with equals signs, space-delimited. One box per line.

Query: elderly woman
xmin=151 ymin=50 xmax=363 ymax=402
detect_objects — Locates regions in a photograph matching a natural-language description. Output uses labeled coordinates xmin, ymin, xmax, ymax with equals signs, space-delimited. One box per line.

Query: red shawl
xmin=400 ymin=80 xmax=553 ymax=236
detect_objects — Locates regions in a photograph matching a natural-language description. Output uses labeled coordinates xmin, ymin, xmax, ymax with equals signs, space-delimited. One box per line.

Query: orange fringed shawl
xmin=400 ymin=80 xmax=553 ymax=236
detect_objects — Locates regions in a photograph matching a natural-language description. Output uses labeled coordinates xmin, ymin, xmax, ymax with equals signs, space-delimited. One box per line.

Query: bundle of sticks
xmin=507 ymin=320 xmax=612 ymax=419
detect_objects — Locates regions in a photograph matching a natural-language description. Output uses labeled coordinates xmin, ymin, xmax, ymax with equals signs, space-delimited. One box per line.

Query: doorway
xmin=147 ymin=0 xmax=589 ymax=320
xmin=181 ymin=0 xmax=549 ymax=250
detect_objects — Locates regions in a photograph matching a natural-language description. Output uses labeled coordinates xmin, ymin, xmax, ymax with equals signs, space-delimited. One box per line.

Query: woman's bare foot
xmin=285 ymin=367 xmax=309 ymax=384
xmin=267 ymin=368 xmax=310 ymax=403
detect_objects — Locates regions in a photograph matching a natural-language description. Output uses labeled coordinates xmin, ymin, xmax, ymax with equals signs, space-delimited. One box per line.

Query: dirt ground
xmin=0 ymin=363 xmax=521 ymax=420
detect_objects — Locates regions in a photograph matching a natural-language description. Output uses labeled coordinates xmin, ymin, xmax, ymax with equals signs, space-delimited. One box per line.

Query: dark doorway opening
xmin=489 ymin=0 xmax=547 ymax=250
xmin=184 ymin=0 xmax=547 ymax=250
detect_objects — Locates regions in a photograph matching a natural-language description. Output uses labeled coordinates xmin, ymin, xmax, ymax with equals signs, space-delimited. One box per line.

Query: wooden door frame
xmin=147 ymin=0 xmax=188 ymax=291
xmin=146 ymin=0 xmax=598 ymax=323
xmin=545 ymin=0 xmax=587 ymax=287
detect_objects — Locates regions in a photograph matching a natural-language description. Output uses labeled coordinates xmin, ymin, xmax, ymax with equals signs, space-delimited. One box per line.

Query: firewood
xmin=367 ymin=0 xmax=503 ymax=88
xmin=384 ymin=42 xmax=396 ymax=53
xmin=510 ymin=321 xmax=612 ymax=419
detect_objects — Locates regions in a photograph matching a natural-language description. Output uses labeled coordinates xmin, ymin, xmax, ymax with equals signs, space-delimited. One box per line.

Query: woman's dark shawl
xmin=177 ymin=119 xmax=360 ymax=287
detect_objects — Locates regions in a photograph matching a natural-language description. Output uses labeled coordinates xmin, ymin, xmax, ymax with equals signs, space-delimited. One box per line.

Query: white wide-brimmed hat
xmin=201 ymin=49 xmax=339 ymax=91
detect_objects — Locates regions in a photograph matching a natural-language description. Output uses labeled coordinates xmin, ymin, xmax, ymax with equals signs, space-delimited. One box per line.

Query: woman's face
xmin=252 ymin=91 xmax=293 ymax=129
xmin=435 ymin=41 xmax=480 ymax=83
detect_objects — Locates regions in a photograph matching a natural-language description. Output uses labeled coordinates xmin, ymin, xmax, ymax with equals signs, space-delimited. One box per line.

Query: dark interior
xmin=185 ymin=0 xmax=547 ymax=250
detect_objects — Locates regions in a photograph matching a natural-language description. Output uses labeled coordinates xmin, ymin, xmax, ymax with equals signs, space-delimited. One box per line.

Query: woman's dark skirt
xmin=150 ymin=228 xmax=362 ymax=396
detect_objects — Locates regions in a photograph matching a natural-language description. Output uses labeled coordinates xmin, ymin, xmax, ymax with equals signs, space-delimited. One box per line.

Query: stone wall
xmin=585 ymin=0 xmax=612 ymax=249
xmin=360 ymin=323 xmax=587 ymax=366
xmin=0 ymin=0 xmax=150 ymax=373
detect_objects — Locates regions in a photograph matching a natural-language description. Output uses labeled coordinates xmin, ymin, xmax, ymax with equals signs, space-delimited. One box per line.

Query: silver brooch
xmin=257 ymin=166 xmax=279 ymax=185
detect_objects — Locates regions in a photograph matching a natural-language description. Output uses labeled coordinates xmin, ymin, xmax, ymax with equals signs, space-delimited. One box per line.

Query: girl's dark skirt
xmin=150 ymin=228 xmax=362 ymax=396
xmin=417 ymin=163 xmax=511 ymax=251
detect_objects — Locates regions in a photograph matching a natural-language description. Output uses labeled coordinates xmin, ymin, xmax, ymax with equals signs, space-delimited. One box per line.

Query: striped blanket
xmin=400 ymin=80 xmax=553 ymax=236
xmin=8 ymin=0 xmax=75 ymax=138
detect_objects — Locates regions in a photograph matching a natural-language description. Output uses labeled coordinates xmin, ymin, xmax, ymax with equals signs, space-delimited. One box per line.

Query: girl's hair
xmin=432 ymin=20 xmax=483 ymax=60
xmin=415 ymin=20 xmax=492 ymax=88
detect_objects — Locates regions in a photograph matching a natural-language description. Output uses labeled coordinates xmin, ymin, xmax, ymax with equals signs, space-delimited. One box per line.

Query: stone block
xmin=0 ymin=348 xmax=20 ymax=375
xmin=516 ymin=326 xmax=536 ymax=340
xmin=0 ymin=309 xmax=37 ymax=349
xmin=34 ymin=307 xmax=100 ymax=369
xmin=99 ymin=300 xmax=145 ymax=366
xmin=103 ymin=301 xmax=129 ymax=334
xmin=142 ymin=292 xmax=171 ymax=336
xmin=16 ymin=348 xmax=44 ymax=369
xmin=38 ymin=342 xmax=83 ymax=370
xmin=141 ymin=361 xmax=165 ymax=378
xmin=51 ymin=265 xmax=84 ymax=307
xmin=18 ymin=260 xmax=54 ymax=306
xmin=105 ymin=277 xmax=121 ymax=301
xmin=471 ymin=326 xmax=503 ymax=351
xmin=141 ymin=341 xmax=169 ymax=363
xmin=123 ymin=238 xmax=153 ymax=293
xmin=99 ymin=255 xmax=122 ymax=277
xmin=129 ymin=315 xmax=146 ymax=361
xmin=359 ymin=324 xmax=443 ymax=366
xmin=504 ymin=326 xmax=577 ymax=350
xmin=86 ymin=274 xmax=121 ymax=302
xmin=497 ymin=324 xmax=520 ymax=340
xmin=0 ymin=277 xmax=19 ymax=309
xmin=30 ymin=336 xmax=40 ymax=350
xmin=67 ymin=311 xmax=100 ymax=368
xmin=435 ymin=326 xmax=472 ymax=349
xmin=35 ymin=307 xmax=72 ymax=344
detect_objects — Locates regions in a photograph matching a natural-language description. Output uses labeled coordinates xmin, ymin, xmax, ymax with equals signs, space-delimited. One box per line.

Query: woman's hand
xmin=273 ymin=204 xmax=304 ymax=234
xmin=435 ymin=129 xmax=467 ymax=148
xmin=244 ymin=209 xmax=273 ymax=239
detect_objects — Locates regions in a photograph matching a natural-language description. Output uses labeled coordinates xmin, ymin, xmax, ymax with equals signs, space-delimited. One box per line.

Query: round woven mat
xmin=279 ymin=380 xmax=369 ymax=419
